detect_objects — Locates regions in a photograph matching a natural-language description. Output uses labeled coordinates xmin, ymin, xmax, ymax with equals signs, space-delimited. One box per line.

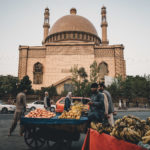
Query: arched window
xmin=33 ymin=62 xmax=43 ymax=84
xmin=99 ymin=62 xmax=109 ymax=81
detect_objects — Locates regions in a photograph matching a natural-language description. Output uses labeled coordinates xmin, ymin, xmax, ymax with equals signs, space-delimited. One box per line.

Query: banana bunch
xmin=91 ymin=115 xmax=150 ymax=145
xmin=147 ymin=117 xmax=150 ymax=125
xmin=102 ymin=125 xmax=113 ymax=134
xmin=71 ymin=103 xmax=83 ymax=112
xmin=112 ymin=127 xmax=141 ymax=144
xmin=145 ymin=130 xmax=150 ymax=136
xmin=58 ymin=103 xmax=82 ymax=119
xmin=90 ymin=122 xmax=113 ymax=134
xmin=110 ymin=128 xmax=121 ymax=139
xmin=142 ymin=136 xmax=150 ymax=144
xmin=142 ymin=130 xmax=150 ymax=144
xmin=90 ymin=122 xmax=102 ymax=130
xmin=58 ymin=109 xmax=81 ymax=119
xmin=110 ymin=115 xmax=150 ymax=144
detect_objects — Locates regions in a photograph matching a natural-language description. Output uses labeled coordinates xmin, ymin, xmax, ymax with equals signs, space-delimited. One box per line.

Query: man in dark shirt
xmin=88 ymin=83 xmax=105 ymax=123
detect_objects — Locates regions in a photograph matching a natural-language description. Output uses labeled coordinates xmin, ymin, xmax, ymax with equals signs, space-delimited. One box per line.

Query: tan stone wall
xmin=94 ymin=45 xmax=126 ymax=78
xmin=114 ymin=47 xmax=126 ymax=78
xmin=18 ymin=47 xmax=28 ymax=79
xmin=18 ymin=46 xmax=46 ymax=89
xmin=44 ymin=54 xmax=94 ymax=87
xmin=18 ymin=43 xmax=126 ymax=91
xmin=28 ymin=49 xmax=46 ymax=58
xmin=41 ymin=44 xmax=95 ymax=87
xmin=56 ymin=80 xmax=72 ymax=95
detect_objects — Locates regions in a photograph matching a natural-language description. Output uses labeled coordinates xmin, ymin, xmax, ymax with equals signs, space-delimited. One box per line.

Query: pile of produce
xmin=90 ymin=115 xmax=150 ymax=144
xmin=25 ymin=108 xmax=56 ymax=118
xmin=90 ymin=122 xmax=113 ymax=134
xmin=142 ymin=117 xmax=150 ymax=144
xmin=73 ymin=101 xmax=89 ymax=110
xmin=110 ymin=115 xmax=150 ymax=144
xmin=58 ymin=104 xmax=82 ymax=119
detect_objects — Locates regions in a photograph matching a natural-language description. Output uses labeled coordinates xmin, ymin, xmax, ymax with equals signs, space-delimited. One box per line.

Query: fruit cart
xmin=20 ymin=114 xmax=88 ymax=150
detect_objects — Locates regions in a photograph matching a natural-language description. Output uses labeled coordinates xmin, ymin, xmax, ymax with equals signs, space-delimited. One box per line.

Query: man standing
xmin=88 ymin=83 xmax=105 ymax=123
xmin=44 ymin=91 xmax=51 ymax=111
xmin=98 ymin=82 xmax=114 ymax=126
xmin=9 ymin=89 xmax=27 ymax=136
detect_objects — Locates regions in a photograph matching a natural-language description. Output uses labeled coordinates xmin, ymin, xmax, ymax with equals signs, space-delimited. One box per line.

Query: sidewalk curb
xmin=117 ymin=109 xmax=150 ymax=112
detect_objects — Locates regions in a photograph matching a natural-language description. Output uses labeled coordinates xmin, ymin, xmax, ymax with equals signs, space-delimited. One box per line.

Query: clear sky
xmin=0 ymin=0 xmax=150 ymax=77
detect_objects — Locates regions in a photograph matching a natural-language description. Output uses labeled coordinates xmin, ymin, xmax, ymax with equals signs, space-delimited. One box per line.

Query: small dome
xmin=49 ymin=10 xmax=98 ymax=36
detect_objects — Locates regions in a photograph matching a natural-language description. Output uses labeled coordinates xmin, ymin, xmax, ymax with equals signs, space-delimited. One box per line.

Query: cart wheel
xmin=64 ymin=139 xmax=72 ymax=150
xmin=47 ymin=140 xmax=58 ymax=150
xmin=24 ymin=127 xmax=45 ymax=149
xmin=47 ymin=139 xmax=72 ymax=150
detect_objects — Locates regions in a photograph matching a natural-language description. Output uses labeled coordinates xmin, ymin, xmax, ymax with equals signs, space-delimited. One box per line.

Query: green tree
xmin=78 ymin=67 xmax=88 ymax=80
xmin=90 ymin=61 xmax=100 ymax=82
xmin=107 ymin=77 xmax=122 ymax=101
xmin=70 ymin=66 xmax=90 ymax=97
xmin=0 ymin=75 xmax=19 ymax=97
xmin=40 ymin=85 xmax=58 ymax=99
xmin=107 ymin=75 xmax=150 ymax=102
xmin=18 ymin=75 xmax=33 ymax=94
xmin=145 ymin=80 xmax=150 ymax=99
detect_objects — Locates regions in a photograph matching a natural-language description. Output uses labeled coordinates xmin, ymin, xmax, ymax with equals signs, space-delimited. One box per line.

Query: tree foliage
xmin=90 ymin=61 xmax=100 ymax=82
xmin=18 ymin=75 xmax=33 ymax=94
xmin=39 ymin=85 xmax=58 ymax=99
xmin=70 ymin=65 xmax=91 ymax=97
xmin=0 ymin=75 xmax=19 ymax=97
xmin=107 ymin=75 xmax=150 ymax=102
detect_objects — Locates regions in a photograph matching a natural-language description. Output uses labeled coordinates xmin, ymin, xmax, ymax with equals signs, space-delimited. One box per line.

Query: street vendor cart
xmin=20 ymin=114 xmax=88 ymax=149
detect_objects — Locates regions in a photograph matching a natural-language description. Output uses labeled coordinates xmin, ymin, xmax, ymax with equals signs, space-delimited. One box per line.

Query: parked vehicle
xmin=0 ymin=101 xmax=16 ymax=113
xmin=56 ymin=97 xmax=91 ymax=113
xmin=26 ymin=100 xmax=56 ymax=112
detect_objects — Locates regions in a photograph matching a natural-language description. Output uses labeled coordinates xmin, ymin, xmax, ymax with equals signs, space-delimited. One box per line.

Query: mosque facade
xmin=18 ymin=7 xmax=126 ymax=94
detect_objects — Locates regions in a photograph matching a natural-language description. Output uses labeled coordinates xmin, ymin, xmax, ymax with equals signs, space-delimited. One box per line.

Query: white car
xmin=26 ymin=100 xmax=56 ymax=112
xmin=0 ymin=101 xmax=16 ymax=113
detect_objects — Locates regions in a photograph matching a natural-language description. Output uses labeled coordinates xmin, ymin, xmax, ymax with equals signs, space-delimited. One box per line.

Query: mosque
xmin=18 ymin=6 xmax=126 ymax=94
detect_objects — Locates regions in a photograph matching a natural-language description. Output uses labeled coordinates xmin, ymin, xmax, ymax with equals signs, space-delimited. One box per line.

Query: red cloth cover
xmin=82 ymin=128 xmax=146 ymax=150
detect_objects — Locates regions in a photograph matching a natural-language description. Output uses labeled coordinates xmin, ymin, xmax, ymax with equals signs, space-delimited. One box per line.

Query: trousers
xmin=9 ymin=111 xmax=24 ymax=135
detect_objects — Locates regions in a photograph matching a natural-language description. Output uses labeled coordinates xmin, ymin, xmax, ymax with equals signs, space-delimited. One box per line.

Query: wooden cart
xmin=20 ymin=115 xmax=88 ymax=149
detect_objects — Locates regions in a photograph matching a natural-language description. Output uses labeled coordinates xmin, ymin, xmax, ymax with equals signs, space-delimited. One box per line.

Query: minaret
xmin=101 ymin=6 xmax=109 ymax=45
xmin=43 ymin=7 xmax=50 ymax=44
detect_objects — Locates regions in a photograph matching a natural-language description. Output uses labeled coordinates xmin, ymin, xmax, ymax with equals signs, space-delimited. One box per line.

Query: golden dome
xmin=49 ymin=10 xmax=98 ymax=36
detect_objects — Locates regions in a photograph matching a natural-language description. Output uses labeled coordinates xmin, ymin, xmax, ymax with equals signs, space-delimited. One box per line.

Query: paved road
xmin=0 ymin=111 xmax=150 ymax=150
xmin=115 ymin=111 xmax=150 ymax=120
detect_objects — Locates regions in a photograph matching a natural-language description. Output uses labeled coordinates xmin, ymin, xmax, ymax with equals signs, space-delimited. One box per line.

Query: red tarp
xmin=82 ymin=128 xmax=146 ymax=150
